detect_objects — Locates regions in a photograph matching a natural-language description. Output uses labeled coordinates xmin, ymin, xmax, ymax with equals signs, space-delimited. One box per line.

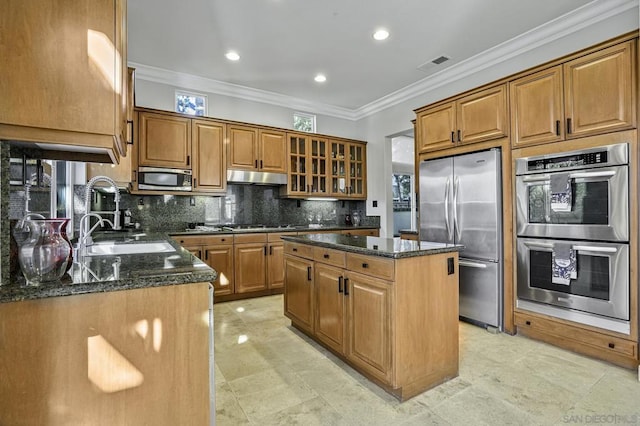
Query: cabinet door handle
xmin=324 ymin=254 xmax=330 ymax=259
xmin=255 ymin=160 xmax=258 ymax=168
xmin=132 ymin=170 xmax=137 ymax=183
xmin=344 ymin=278 xmax=349 ymax=295
xmin=567 ymin=118 xmax=572 ymax=134
xmin=126 ymin=120 xmax=134 ymax=145
xmin=450 ymin=131 xmax=455 ymax=143
xmin=260 ymin=160 xmax=263 ymax=169
xmin=362 ymin=263 xmax=369 ymax=268
xmin=307 ymin=266 xmax=312 ymax=281
xmin=187 ymin=155 xmax=190 ymax=166
xmin=264 ymin=246 xmax=267 ymax=256
xmin=270 ymin=245 xmax=273 ymax=255
xmin=205 ymin=250 xmax=208 ymax=260
xmin=457 ymin=129 xmax=461 ymax=142
xmin=193 ymin=178 xmax=197 ymax=188
xmin=338 ymin=276 xmax=343 ymax=293
xmin=555 ymin=120 xmax=560 ymax=136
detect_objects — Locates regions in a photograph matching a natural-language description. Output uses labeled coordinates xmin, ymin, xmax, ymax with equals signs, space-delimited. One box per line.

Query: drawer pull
xmin=525 ymin=320 xmax=531 ymax=326
xmin=324 ymin=254 xmax=330 ymax=259
xmin=608 ymin=343 xmax=615 ymax=349
xmin=362 ymin=263 xmax=369 ymax=268
xmin=292 ymin=248 xmax=298 ymax=252
xmin=221 ymin=238 xmax=226 ymax=242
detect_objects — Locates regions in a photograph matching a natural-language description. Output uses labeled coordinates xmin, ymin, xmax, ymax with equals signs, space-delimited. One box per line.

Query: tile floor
xmin=214 ymin=295 xmax=639 ymax=425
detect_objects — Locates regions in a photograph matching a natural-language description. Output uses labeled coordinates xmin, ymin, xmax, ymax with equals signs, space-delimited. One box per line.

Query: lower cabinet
xmin=204 ymin=243 xmax=234 ymax=296
xmin=284 ymin=241 xmax=460 ymax=401
xmin=0 ymin=283 xmax=211 ymax=425
xmin=234 ymin=239 xmax=267 ymax=293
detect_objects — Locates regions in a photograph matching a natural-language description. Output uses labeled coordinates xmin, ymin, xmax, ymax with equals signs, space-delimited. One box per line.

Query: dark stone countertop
xmin=169 ymin=224 xmax=379 ymax=236
xmin=281 ymin=234 xmax=463 ymax=259
xmin=0 ymin=231 xmax=217 ymax=304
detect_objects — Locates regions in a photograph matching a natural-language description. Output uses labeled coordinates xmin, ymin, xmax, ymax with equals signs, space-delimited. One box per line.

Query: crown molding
xmin=131 ymin=0 xmax=638 ymax=122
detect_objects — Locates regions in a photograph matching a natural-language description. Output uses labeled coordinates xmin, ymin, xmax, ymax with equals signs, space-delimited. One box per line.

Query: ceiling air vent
xmin=431 ymin=55 xmax=450 ymax=65
xmin=417 ymin=55 xmax=451 ymax=73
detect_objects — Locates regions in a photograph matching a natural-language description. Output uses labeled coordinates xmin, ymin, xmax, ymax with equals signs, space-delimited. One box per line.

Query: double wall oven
xmin=515 ymin=143 xmax=630 ymax=331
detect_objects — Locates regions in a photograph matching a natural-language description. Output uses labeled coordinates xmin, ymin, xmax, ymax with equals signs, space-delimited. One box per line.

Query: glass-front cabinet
xmin=329 ymin=140 xmax=366 ymax=199
xmin=286 ymin=134 xmax=366 ymax=199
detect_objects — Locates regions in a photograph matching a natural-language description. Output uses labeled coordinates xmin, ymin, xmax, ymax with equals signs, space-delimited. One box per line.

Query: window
xmin=392 ymin=174 xmax=412 ymax=211
xmin=293 ymin=112 xmax=316 ymax=133
xmin=175 ymin=91 xmax=207 ymax=116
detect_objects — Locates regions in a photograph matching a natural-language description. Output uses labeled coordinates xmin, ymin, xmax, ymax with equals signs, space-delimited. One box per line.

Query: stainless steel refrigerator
xmin=419 ymin=148 xmax=503 ymax=329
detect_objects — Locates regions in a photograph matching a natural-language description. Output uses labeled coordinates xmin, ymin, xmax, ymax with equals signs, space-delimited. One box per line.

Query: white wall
xmin=359 ymin=8 xmax=639 ymax=237
xmin=134 ymin=7 xmax=638 ymax=237
xmin=135 ymin=79 xmax=361 ymax=139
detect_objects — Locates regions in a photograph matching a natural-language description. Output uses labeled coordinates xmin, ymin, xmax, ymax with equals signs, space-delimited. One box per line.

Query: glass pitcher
xmin=16 ymin=219 xmax=72 ymax=284
xmin=351 ymin=211 xmax=361 ymax=227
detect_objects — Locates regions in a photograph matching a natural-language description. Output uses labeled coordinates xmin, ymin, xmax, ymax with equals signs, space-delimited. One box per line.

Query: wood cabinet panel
xmin=0 ymin=284 xmax=210 ymax=425
xmin=510 ymin=66 xmax=564 ymax=147
xmin=457 ymin=85 xmax=508 ymax=145
xmin=267 ymin=242 xmax=285 ymax=289
xmin=314 ymin=263 xmax=346 ymax=354
xmin=564 ymin=40 xmax=636 ymax=138
xmin=341 ymin=228 xmax=379 ymax=237
xmin=259 ymin=130 xmax=287 ymax=172
xmin=346 ymin=272 xmax=392 ymax=382
xmin=284 ymin=255 xmax=314 ymax=334
xmin=205 ymin=245 xmax=234 ymax=296
xmin=138 ymin=112 xmax=191 ymax=168
xmin=0 ymin=0 xmax=128 ymax=159
xmin=193 ymin=119 xmax=226 ymax=192
xmin=234 ymin=243 xmax=267 ymax=293
xmin=346 ymin=253 xmax=394 ymax=281
xmin=228 ymin=125 xmax=258 ymax=170
xmin=313 ymin=247 xmax=346 ymax=268
xmin=417 ymin=103 xmax=456 ymax=152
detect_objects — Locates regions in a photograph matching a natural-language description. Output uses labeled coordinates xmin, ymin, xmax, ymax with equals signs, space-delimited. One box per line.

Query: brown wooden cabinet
xmin=284 ymin=255 xmax=315 ymax=334
xmin=192 ymin=119 xmax=226 ymax=193
xmin=329 ymin=140 xmax=367 ymax=199
xmin=346 ymin=271 xmax=392 ymax=382
xmin=0 ymin=0 xmax=129 ymax=163
xmin=285 ymin=133 xmax=330 ymax=196
xmin=234 ymin=233 xmax=268 ymax=293
xmin=0 ymin=283 xmax=211 ymax=425
xmin=138 ymin=111 xmax=192 ymax=169
xmin=510 ymin=40 xmax=636 ymax=148
xmin=228 ymin=125 xmax=287 ymax=173
xmin=416 ymin=85 xmax=508 ymax=153
xmin=267 ymin=232 xmax=295 ymax=289
xmin=284 ymin=240 xmax=460 ymax=401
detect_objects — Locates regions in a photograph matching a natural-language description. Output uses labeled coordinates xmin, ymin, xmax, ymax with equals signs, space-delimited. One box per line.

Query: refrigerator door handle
xmin=444 ymin=178 xmax=452 ymax=240
xmin=453 ymin=176 xmax=461 ymax=241
xmin=459 ymin=260 xmax=488 ymax=269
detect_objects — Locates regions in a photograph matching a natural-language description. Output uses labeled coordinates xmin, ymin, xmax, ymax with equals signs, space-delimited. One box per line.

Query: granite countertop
xmin=281 ymin=234 xmax=463 ymax=259
xmin=170 ymin=224 xmax=379 ymax=236
xmin=0 ymin=231 xmax=217 ymax=304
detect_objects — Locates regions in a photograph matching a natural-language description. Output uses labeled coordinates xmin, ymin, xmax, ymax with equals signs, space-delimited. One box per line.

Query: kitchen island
xmin=0 ymin=232 xmax=216 ymax=425
xmin=282 ymin=233 xmax=463 ymax=401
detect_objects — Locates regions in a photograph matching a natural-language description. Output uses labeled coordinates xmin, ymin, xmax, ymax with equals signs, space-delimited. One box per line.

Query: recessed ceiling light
xmin=373 ymin=29 xmax=389 ymax=41
xmin=225 ymin=51 xmax=240 ymax=61
xmin=314 ymin=74 xmax=326 ymax=83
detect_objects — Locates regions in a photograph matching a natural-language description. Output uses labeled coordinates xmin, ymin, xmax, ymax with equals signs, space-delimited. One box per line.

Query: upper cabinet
xmin=0 ymin=0 xmax=129 ymax=163
xmin=510 ymin=40 xmax=636 ymax=148
xmin=416 ymin=85 xmax=508 ymax=153
xmin=285 ymin=133 xmax=329 ymax=197
xmin=138 ymin=112 xmax=192 ymax=169
xmin=228 ymin=125 xmax=287 ymax=173
xmin=329 ymin=140 xmax=367 ymax=199
xmin=192 ymin=119 xmax=227 ymax=193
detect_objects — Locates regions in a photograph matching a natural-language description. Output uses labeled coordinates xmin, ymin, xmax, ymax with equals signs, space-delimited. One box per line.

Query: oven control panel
xmin=527 ymin=151 xmax=608 ymax=172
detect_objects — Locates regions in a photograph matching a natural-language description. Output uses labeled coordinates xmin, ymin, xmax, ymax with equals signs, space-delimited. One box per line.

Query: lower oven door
xmin=516 ymin=238 xmax=629 ymax=320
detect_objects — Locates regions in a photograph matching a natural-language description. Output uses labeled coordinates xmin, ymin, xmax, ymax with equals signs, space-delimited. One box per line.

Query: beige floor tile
xmin=215 ymin=382 xmax=251 ymax=425
xmin=258 ymin=396 xmax=345 ymax=426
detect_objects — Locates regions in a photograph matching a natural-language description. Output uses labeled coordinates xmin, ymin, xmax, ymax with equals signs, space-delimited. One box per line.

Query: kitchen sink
xmin=85 ymin=241 xmax=176 ymax=256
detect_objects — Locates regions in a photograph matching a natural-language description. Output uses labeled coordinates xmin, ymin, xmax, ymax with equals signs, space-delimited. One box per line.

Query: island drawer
xmin=234 ymin=233 xmax=268 ymax=244
xmin=346 ymin=253 xmax=394 ymax=281
xmin=313 ymin=247 xmax=346 ymax=268
xmin=284 ymin=242 xmax=313 ymax=259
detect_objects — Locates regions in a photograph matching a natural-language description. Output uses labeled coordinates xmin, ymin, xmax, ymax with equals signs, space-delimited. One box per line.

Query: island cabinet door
xmin=314 ymin=263 xmax=346 ymax=354
xmin=284 ymin=255 xmax=315 ymax=334
xmin=345 ymin=272 xmax=393 ymax=383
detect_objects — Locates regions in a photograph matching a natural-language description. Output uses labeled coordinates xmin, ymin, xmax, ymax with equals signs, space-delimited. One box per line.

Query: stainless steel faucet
xmin=77 ymin=176 xmax=122 ymax=256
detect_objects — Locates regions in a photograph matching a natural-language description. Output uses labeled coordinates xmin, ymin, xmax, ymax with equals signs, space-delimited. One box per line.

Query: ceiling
xmin=128 ymin=0 xmax=607 ymax=113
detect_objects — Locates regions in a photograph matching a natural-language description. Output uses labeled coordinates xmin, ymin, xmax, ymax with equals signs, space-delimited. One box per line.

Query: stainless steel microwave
xmin=138 ymin=167 xmax=192 ymax=191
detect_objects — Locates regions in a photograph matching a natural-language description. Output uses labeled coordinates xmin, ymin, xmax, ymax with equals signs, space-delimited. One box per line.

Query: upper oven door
xmin=515 ymin=165 xmax=628 ymax=241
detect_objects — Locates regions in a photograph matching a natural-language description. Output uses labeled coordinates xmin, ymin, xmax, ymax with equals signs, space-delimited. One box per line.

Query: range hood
xmin=227 ymin=169 xmax=287 ymax=185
